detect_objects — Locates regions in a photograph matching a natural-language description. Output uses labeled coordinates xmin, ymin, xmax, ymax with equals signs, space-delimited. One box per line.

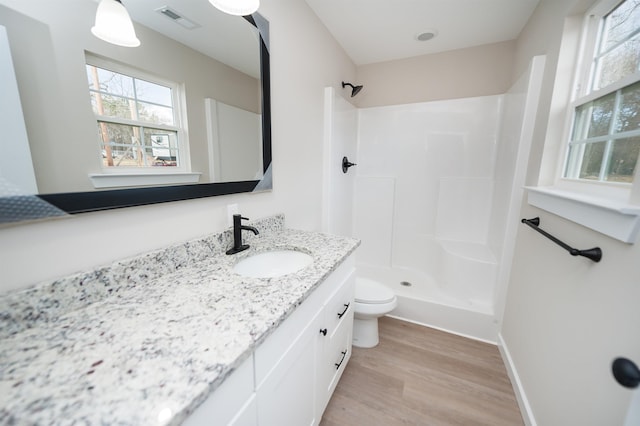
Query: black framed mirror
xmin=0 ymin=1 xmax=271 ymax=219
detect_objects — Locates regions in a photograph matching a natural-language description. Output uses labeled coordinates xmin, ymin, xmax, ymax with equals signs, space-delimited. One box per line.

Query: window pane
xmin=602 ymin=0 xmax=640 ymax=51
xmin=571 ymin=105 xmax=590 ymax=140
xmin=596 ymin=33 xmax=640 ymax=89
xmin=615 ymin=80 xmax=640 ymax=132
xmin=144 ymin=129 xmax=179 ymax=166
xmin=87 ymin=65 xmax=134 ymax=97
xmin=579 ymin=142 xmax=606 ymax=180
xmin=98 ymin=122 xmax=153 ymax=167
xmin=91 ymin=93 xmax=136 ymax=120
xmin=135 ymin=79 xmax=173 ymax=107
xmin=606 ymin=136 xmax=640 ymax=181
xmin=565 ymin=143 xmax=584 ymax=178
xmin=137 ymin=101 xmax=174 ymax=126
xmin=572 ymin=93 xmax=616 ymax=139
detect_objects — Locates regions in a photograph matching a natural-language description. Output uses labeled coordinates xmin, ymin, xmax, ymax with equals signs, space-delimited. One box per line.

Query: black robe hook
xmin=342 ymin=156 xmax=356 ymax=173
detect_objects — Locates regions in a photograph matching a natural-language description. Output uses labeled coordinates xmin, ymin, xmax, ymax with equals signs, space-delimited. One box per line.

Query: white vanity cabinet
xmin=184 ymin=255 xmax=355 ymax=426
xmin=255 ymin=255 xmax=355 ymax=426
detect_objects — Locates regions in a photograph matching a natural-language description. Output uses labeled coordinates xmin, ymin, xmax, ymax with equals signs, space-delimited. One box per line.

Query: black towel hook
xmin=521 ymin=217 xmax=602 ymax=262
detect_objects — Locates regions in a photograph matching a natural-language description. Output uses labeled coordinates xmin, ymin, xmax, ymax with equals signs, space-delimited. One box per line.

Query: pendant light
xmin=208 ymin=0 xmax=259 ymax=16
xmin=91 ymin=0 xmax=140 ymax=47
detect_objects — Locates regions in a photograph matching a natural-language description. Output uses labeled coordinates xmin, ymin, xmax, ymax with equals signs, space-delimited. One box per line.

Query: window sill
xmin=89 ymin=172 xmax=201 ymax=189
xmin=526 ymin=186 xmax=640 ymax=243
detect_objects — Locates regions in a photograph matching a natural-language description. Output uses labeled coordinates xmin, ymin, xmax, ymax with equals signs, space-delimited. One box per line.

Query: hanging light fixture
xmin=91 ymin=0 xmax=140 ymax=47
xmin=208 ymin=0 xmax=259 ymax=16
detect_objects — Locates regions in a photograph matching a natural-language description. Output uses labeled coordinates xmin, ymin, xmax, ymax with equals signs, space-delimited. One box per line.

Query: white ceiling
xmin=124 ymin=0 xmax=261 ymax=78
xmin=304 ymin=0 xmax=540 ymax=65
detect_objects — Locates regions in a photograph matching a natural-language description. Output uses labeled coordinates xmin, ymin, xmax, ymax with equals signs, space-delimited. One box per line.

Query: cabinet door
xmin=183 ymin=356 xmax=256 ymax=426
xmin=229 ymin=395 xmax=257 ymax=426
xmin=256 ymin=313 xmax=320 ymax=426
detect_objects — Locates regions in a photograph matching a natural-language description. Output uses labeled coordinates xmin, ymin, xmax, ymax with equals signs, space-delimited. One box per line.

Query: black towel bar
xmin=521 ymin=217 xmax=602 ymax=262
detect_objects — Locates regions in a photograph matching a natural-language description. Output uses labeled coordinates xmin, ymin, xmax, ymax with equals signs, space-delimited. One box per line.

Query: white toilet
xmin=352 ymin=277 xmax=398 ymax=348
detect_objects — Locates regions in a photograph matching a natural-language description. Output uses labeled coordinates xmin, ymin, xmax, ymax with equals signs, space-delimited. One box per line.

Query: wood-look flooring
xmin=320 ymin=317 xmax=523 ymax=426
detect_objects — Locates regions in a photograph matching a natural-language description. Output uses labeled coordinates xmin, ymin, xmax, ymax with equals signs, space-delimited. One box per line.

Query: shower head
xmin=342 ymin=81 xmax=363 ymax=97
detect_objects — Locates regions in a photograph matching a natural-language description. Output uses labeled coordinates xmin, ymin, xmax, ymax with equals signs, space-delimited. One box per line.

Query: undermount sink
xmin=233 ymin=250 xmax=313 ymax=278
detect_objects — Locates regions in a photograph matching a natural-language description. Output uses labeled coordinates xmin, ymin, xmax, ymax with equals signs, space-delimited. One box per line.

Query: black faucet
xmin=226 ymin=214 xmax=259 ymax=255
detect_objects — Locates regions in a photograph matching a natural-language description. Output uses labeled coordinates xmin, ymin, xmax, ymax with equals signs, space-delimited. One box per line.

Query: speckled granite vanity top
xmin=0 ymin=215 xmax=359 ymax=425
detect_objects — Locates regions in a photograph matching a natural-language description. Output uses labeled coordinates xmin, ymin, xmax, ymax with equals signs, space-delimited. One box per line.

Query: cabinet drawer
xmin=317 ymin=309 xmax=353 ymax=413
xmin=322 ymin=270 xmax=354 ymax=339
xmin=327 ymin=313 xmax=352 ymax=384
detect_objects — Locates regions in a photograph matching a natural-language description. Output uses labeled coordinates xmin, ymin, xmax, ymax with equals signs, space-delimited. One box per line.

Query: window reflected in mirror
xmin=87 ymin=60 xmax=186 ymax=172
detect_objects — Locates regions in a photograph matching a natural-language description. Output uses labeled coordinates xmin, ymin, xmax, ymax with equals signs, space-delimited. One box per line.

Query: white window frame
xmin=85 ymin=54 xmax=200 ymax=188
xmin=527 ymin=0 xmax=640 ymax=243
xmin=563 ymin=0 xmax=640 ymax=187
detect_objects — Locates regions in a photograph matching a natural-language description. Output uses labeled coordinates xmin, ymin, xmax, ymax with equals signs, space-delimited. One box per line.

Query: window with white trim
xmin=527 ymin=0 xmax=640 ymax=243
xmin=564 ymin=0 xmax=640 ymax=184
xmin=86 ymin=57 xmax=188 ymax=173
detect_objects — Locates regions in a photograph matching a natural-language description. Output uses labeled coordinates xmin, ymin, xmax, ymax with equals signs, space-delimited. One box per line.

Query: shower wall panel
xmin=352 ymin=176 xmax=395 ymax=267
xmin=356 ymin=96 xmax=502 ymax=272
xmin=322 ymin=88 xmax=358 ymax=237
xmin=435 ymin=177 xmax=494 ymax=243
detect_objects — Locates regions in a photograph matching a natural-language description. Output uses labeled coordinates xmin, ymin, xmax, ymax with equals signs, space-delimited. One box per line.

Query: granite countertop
xmin=0 ymin=216 xmax=359 ymax=425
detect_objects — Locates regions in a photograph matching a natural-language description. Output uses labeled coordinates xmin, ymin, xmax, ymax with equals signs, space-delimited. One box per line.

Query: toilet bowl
xmin=352 ymin=277 xmax=397 ymax=348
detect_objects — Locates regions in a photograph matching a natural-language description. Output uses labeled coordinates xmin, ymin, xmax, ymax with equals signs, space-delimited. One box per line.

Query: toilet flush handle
xmin=337 ymin=303 xmax=350 ymax=318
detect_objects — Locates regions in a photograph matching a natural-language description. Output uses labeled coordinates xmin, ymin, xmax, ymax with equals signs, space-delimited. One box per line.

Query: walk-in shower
xmin=354 ymin=94 xmax=503 ymax=341
xmin=324 ymin=57 xmax=545 ymax=342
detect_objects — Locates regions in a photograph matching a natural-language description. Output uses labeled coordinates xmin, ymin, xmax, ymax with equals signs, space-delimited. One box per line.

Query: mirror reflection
xmin=0 ymin=0 xmax=270 ymax=200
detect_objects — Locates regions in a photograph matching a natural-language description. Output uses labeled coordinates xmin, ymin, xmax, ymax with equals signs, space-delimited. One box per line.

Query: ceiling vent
xmin=155 ymin=6 xmax=200 ymax=30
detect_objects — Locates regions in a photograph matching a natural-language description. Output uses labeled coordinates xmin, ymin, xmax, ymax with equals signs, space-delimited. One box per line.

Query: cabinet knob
xmin=319 ymin=328 xmax=327 ymax=336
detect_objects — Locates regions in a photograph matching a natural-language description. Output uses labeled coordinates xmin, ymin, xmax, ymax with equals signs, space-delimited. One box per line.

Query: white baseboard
xmin=387 ymin=314 xmax=497 ymax=345
xmin=389 ymin=295 xmax=499 ymax=344
xmin=497 ymin=332 xmax=536 ymax=426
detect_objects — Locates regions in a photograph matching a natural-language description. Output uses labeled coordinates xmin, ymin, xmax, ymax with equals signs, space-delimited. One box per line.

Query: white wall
xmin=0 ymin=0 xmax=356 ymax=292
xmin=0 ymin=25 xmax=36 ymax=194
xmin=206 ymin=100 xmax=263 ymax=182
xmin=355 ymin=40 xmax=515 ymax=108
xmin=501 ymin=0 xmax=640 ymax=424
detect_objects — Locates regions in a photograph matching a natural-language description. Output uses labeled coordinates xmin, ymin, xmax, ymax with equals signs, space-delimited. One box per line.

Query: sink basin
xmin=233 ymin=250 xmax=313 ymax=278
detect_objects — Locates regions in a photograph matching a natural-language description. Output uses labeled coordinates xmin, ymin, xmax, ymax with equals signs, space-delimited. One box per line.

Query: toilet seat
xmin=355 ymin=277 xmax=396 ymax=304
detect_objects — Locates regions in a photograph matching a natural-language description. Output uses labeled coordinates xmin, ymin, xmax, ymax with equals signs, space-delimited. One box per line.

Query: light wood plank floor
xmin=320 ymin=317 xmax=523 ymax=426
